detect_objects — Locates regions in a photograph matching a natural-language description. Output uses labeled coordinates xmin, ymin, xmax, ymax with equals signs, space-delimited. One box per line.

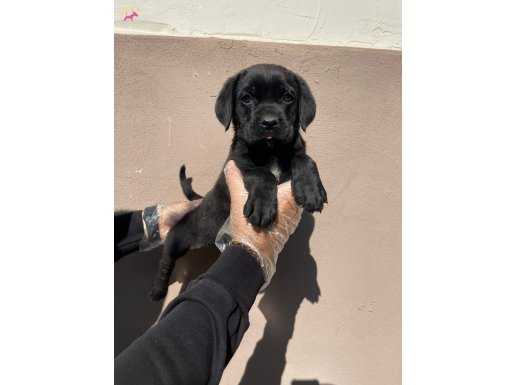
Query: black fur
xmin=179 ymin=165 xmax=203 ymax=200
xmin=150 ymin=64 xmax=327 ymax=301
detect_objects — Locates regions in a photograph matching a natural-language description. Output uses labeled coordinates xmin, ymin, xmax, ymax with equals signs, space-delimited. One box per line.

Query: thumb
xmin=277 ymin=180 xmax=298 ymax=208
xmin=277 ymin=180 xmax=302 ymax=222
xmin=174 ymin=198 xmax=202 ymax=213
xmin=277 ymin=180 xmax=293 ymax=200
xmin=224 ymin=160 xmax=246 ymax=197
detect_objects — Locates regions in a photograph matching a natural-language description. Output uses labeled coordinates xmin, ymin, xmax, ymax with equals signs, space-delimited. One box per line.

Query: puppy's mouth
xmin=258 ymin=130 xmax=291 ymax=143
xmin=255 ymin=135 xmax=276 ymax=148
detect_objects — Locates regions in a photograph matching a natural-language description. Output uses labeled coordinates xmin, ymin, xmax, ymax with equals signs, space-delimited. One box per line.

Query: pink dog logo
xmin=123 ymin=10 xmax=139 ymax=22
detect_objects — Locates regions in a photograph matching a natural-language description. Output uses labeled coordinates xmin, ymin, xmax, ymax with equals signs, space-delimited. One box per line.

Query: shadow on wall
xmin=291 ymin=381 xmax=335 ymax=385
xmin=238 ymin=212 xmax=321 ymax=385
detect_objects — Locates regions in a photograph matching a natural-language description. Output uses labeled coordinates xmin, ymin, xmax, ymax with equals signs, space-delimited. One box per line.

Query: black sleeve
xmin=114 ymin=245 xmax=265 ymax=385
xmin=114 ymin=210 xmax=144 ymax=261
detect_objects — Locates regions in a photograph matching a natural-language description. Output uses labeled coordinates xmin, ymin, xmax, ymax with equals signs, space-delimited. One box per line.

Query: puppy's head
xmin=215 ymin=64 xmax=316 ymax=146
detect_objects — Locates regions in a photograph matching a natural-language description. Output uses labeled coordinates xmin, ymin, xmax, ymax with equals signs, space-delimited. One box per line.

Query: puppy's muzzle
xmin=260 ymin=115 xmax=279 ymax=130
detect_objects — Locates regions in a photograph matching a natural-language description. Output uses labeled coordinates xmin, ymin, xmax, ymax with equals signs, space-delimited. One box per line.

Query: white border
xmin=1 ymin=0 xmax=515 ymax=383
xmin=0 ymin=1 xmax=113 ymax=384
xmin=403 ymin=0 xmax=515 ymax=384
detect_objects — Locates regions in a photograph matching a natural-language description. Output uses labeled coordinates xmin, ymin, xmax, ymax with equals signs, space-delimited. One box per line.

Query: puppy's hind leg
xmin=149 ymin=224 xmax=191 ymax=301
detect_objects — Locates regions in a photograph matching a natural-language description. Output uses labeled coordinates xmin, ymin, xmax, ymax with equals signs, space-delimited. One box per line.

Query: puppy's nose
xmin=260 ymin=116 xmax=278 ymax=129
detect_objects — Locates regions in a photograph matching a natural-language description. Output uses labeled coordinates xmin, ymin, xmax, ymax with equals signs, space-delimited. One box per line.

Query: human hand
xmin=157 ymin=200 xmax=202 ymax=239
xmin=140 ymin=199 xmax=202 ymax=251
xmin=222 ymin=160 xmax=302 ymax=288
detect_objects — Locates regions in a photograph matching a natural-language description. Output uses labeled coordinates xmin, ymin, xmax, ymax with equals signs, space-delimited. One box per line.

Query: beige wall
xmin=115 ymin=34 xmax=401 ymax=385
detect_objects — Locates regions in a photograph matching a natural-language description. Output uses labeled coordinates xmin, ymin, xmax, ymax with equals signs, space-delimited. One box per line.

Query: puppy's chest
xmin=267 ymin=157 xmax=291 ymax=183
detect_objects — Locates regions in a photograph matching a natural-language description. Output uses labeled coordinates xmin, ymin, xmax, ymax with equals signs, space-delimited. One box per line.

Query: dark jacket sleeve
xmin=114 ymin=210 xmax=144 ymax=261
xmin=114 ymin=245 xmax=265 ymax=385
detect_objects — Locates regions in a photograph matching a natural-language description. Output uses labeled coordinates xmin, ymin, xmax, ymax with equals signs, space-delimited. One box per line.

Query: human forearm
xmin=114 ymin=244 xmax=264 ymax=385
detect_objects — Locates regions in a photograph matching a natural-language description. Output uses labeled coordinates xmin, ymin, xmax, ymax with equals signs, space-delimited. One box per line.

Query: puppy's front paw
xmin=244 ymin=190 xmax=278 ymax=228
xmin=292 ymin=172 xmax=327 ymax=213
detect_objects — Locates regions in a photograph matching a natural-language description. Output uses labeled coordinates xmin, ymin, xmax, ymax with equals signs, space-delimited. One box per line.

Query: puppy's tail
xmin=179 ymin=165 xmax=203 ymax=201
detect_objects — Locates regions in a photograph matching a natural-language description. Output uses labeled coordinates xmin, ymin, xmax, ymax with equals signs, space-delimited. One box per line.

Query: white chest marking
xmin=270 ymin=159 xmax=281 ymax=181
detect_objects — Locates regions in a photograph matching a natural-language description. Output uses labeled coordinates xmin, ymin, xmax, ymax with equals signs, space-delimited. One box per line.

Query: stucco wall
xmin=115 ymin=34 xmax=401 ymax=385
xmin=115 ymin=0 xmax=401 ymax=50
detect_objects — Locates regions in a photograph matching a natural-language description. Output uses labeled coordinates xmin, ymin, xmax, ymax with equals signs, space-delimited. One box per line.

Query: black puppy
xmin=150 ymin=64 xmax=327 ymax=301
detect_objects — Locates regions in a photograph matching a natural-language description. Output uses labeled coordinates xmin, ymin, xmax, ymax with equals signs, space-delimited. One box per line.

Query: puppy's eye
xmin=240 ymin=95 xmax=252 ymax=105
xmin=282 ymin=94 xmax=294 ymax=103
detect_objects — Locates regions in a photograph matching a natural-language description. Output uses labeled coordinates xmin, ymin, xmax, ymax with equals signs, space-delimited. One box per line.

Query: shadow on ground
xmin=114 ymin=245 xmax=219 ymax=356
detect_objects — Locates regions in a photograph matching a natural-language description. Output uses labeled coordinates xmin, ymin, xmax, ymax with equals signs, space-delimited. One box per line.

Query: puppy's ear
xmin=215 ymin=74 xmax=239 ymax=131
xmin=296 ymin=75 xmax=316 ymax=131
